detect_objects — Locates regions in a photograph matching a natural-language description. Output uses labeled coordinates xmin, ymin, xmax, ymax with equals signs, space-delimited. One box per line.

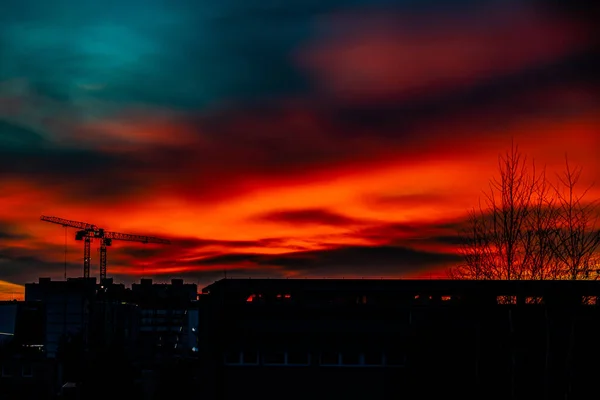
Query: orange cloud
xmin=0 ymin=280 xmax=24 ymax=301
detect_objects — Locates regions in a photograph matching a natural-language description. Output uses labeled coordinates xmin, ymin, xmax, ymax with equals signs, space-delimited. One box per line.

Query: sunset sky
xmin=0 ymin=0 xmax=599 ymax=299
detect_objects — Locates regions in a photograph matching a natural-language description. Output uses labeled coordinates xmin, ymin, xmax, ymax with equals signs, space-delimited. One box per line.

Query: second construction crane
xmin=41 ymin=215 xmax=171 ymax=281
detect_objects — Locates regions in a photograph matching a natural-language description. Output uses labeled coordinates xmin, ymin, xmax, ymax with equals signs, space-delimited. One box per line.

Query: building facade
xmin=0 ymin=301 xmax=56 ymax=399
xmin=197 ymin=278 xmax=600 ymax=400
xmin=25 ymin=278 xmax=97 ymax=358
xmin=131 ymin=279 xmax=198 ymax=359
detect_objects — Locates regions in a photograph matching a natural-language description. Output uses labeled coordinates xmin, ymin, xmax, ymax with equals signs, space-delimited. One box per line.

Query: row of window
xmin=243 ymin=294 xmax=600 ymax=306
xmin=496 ymin=296 xmax=598 ymax=305
xmin=1 ymin=365 xmax=33 ymax=378
xmin=224 ymin=351 xmax=405 ymax=367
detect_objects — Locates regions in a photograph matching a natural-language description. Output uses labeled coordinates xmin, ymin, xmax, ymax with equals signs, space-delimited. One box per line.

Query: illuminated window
xmin=246 ymin=294 xmax=264 ymax=303
xmin=441 ymin=296 xmax=452 ymax=301
xmin=497 ymin=296 xmax=517 ymax=305
xmin=582 ymin=296 xmax=597 ymax=305
xmin=525 ymin=296 xmax=543 ymax=304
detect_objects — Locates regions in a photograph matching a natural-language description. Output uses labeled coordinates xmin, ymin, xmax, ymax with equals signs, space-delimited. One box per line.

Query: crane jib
xmin=40 ymin=215 xmax=171 ymax=281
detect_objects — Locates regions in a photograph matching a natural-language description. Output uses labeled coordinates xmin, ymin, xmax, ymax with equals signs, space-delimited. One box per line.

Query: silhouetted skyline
xmin=1 ymin=0 xmax=599 ymax=298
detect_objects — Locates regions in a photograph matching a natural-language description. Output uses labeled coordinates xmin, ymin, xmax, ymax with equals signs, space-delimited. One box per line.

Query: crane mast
xmin=40 ymin=215 xmax=171 ymax=281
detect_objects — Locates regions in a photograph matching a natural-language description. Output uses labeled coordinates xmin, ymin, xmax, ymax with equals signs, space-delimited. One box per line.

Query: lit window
xmin=582 ymin=296 xmax=597 ymax=305
xmin=526 ymin=296 xmax=543 ymax=304
xmin=497 ymin=295 xmax=517 ymax=305
xmin=441 ymin=296 xmax=451 ymax=301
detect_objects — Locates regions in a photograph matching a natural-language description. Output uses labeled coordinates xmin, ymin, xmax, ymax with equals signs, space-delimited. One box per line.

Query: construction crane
xmin=40 ymin=215 xmax=170 ymax=281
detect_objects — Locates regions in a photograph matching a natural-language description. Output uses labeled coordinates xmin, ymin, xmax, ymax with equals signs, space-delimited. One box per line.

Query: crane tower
xmin=40 ymin=215 xmax=170 ymax=280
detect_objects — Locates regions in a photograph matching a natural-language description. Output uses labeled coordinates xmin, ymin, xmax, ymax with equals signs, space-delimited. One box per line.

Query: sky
xmin=0 ymin=0 xmax=599 ymax=299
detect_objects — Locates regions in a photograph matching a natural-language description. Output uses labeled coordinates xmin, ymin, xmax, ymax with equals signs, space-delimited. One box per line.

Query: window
xmin=287 ymin=352 xmax=310 ymax=366
xmin=385 ymin=351 xmax=405 ymax=367
xmin=441 ymin=296 xmax=452 ymax=301
xmin=320 ymin=352 xmax=340 ymax=365
xmin=263 ymin=351 xmax=286 ymax=365
xmin=22 ymin=364 xmax=33 ymax=378
xmin=497 ymin=295 xmax=517 ymax=305
xmin=363 ymin=351 xmax=383 ymax=366
xmin=341 ymin=352 xmax=361 ymax=365
xmin=224 ymin=351 xmax=241 ymax=365
xmin=1 ymin=365 xmax=12 ymax=377
xmin=582 ymin=296 xmax=597 ymax=305
xmin=242 ymin=350 xmax=259 ymax=365
xmin=526 ymin=296 xmax=543 ymax=304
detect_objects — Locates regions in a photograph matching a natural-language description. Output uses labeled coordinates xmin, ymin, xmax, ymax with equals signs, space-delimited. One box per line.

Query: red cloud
xmin=297 ymin=2 xmax=594 ymax=102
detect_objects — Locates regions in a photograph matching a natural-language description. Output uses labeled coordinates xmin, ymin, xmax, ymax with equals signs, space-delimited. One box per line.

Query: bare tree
xmin=450 ymin=206 xmax=493 ymax=279
xmin=452 ymin=143 xmax=537 ymax=280
xmin=551 ymin=157 xmax=600 ymax=280
xmin=522 ymin=167 xmax=561 ymax=279
xmin=451 ymin=146 xmax=600 ymax=280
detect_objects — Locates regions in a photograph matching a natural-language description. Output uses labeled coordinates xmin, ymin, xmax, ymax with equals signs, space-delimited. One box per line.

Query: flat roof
xmin=202 ymin=278 xmax=600 ymax=294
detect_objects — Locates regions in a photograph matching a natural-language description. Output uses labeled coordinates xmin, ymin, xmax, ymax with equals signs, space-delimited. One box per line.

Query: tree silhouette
xmin=450 ymin=145 xmax=600 ymax=280
xmin=551 ymin=157 xmax=600 ymax=280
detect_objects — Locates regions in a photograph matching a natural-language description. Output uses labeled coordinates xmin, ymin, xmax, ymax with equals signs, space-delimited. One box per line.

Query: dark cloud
xmin=0 ymin=248 xmax=80 ymax=283
xmin=114 ymin=237 xmax=264 ymax=260
xmin=171 ymin=244 xmax=460 ymax=277
xmin=0 ymin=221 xmax=31 ymax=241
xmin=254 ymin=208 xmax=364 ymax=227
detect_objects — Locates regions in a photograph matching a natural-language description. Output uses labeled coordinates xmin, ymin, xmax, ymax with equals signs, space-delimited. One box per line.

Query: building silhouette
xmin=25 ymin=278 xmax=97 ymax=358
xmin=197 ymin=278 xmax=600 ymax=400
xmin=3 ymin=277 xmax=600 ymax=399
